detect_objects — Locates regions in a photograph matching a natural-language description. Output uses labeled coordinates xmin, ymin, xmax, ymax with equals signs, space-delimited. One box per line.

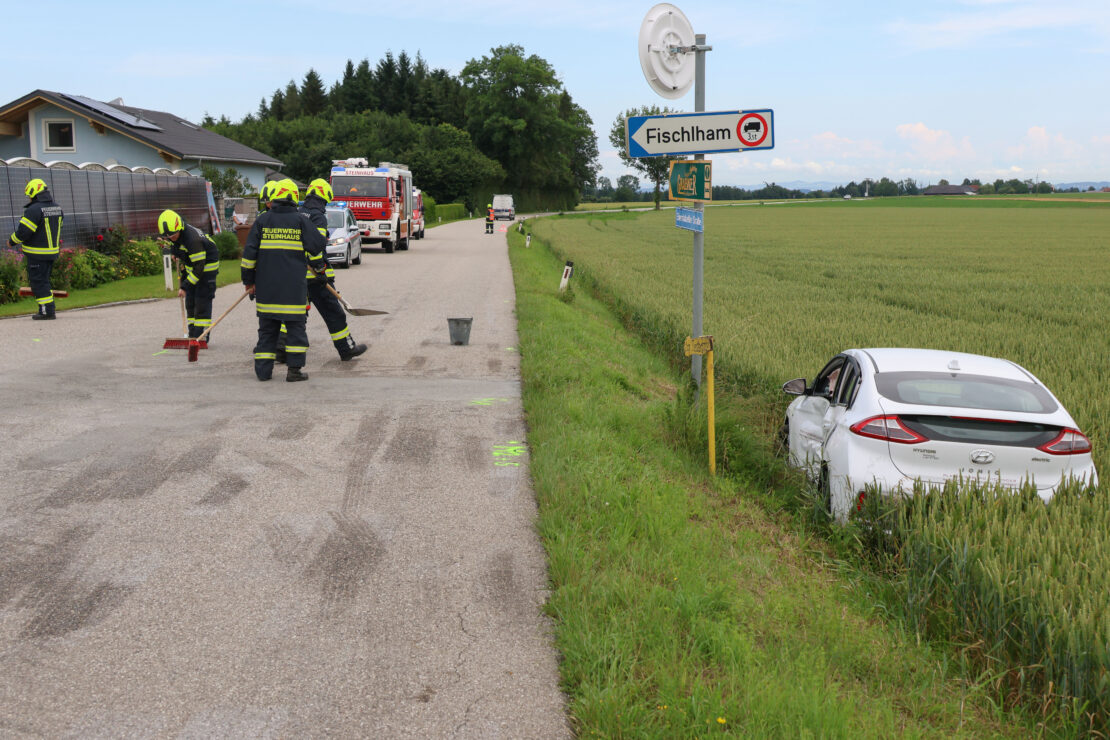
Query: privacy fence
xmin=0 ymin=159 xmax=211 ymax=251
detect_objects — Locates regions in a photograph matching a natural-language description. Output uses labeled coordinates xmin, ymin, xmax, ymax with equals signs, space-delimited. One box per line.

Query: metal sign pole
xmin=691 ymin=33 xmax=707 ymax=388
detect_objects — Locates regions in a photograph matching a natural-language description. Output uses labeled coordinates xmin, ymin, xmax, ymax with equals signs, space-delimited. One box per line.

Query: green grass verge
xmin=0 ymin=259 xmax=245 ymax=317
xmin=507 ymin=227 xmax=1038 ymax=738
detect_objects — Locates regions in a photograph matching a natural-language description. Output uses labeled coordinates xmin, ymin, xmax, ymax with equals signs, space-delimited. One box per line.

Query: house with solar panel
xmin=0 ymin=90 xmax=281 ymax=189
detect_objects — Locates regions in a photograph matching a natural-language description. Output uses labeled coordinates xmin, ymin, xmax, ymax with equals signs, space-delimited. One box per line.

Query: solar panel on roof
xmin=60 ymin=93 xmax=163 ymax=132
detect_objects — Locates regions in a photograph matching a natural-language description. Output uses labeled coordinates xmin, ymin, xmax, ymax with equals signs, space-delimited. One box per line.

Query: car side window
xmin=813 ymin=358 xmax=846 ymax=399
xmin=836 ymin=361 xmax=861 ymax=407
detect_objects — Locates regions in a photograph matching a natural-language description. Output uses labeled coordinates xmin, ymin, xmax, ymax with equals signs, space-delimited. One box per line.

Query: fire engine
xmin=412 ymin=188 xmax=425 ymax=240
xmin=330 ymin=159 xmax=414 ymax=253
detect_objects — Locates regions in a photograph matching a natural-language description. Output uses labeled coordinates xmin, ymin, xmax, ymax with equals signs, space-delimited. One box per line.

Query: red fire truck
xmin=329 ymin=159 xmax=414 ymax=253
xmin=412 ymin=187 xmax=425 ymax=240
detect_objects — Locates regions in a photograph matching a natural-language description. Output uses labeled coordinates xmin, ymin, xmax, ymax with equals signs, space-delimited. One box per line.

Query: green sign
xmin=668 ymin=160 xmax=712 ymax=202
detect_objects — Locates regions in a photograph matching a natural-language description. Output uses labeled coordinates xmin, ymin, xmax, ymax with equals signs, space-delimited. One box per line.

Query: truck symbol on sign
xmin=743 ymin=121 xmax=762 ymax=134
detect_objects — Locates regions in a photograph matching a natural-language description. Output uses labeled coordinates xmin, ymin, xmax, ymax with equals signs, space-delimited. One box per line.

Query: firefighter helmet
xmin=157 ymin=209 xmax=183 ymax=235
xmin=258 ymin=180 xmax=277 ymax=204
xmin=271 ymin=178 xmax=299 ymax=203
xmin=25 ymin=178 xmax=47 ymax=199
xmin=307 ymin=178 xmax=333 ymax=203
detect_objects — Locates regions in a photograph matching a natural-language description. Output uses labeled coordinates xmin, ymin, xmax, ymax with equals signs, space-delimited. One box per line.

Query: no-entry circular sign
xmin=737 ymin=112 xmax=769 ymax=147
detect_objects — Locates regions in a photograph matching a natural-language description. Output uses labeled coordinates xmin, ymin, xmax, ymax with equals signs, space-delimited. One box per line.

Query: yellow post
xmin=707 ymin=347 xmax=715 ymax=476
xmin=683 ymin=335 xmax=716 ymax=476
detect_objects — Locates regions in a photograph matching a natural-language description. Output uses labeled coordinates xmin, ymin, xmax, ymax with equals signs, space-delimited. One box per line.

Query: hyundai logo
xmin=970 ymin=449 xmax=995 ymax=465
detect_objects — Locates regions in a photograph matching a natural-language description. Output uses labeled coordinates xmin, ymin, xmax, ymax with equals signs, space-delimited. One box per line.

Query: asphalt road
xmin=0 ymin=219 xmax=569 ymax=738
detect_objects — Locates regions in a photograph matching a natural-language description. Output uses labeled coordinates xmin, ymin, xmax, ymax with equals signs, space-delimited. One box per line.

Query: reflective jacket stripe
xmin=255 ymin=303 xmax=309 ymax=313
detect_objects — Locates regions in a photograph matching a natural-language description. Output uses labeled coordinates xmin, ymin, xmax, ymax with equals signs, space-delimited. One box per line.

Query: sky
xmin=4 ymin=0 xmax=1109 ymax=189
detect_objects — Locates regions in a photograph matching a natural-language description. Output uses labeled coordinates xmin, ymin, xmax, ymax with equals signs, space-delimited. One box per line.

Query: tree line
xmin=203 ymin=47 xmax=599 ymax=211
xmin=582 ymin=174 xmax=1069 ymax=204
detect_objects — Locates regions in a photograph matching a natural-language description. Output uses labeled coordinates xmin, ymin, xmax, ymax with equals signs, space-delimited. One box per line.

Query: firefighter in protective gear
xmin=257 ymin=180 xmax=278 ymax=214
xmin=160 ymin=209 xmax=220 ymax=340
xmin=8 ymin=178 xmax=63 ymax=320
xmin=485 ymin=202 xmax=494 ymax=234
xmin=241 ymin=179 xmax=326 ymax=382
xmin=299 ymin=178 xmax=367 ymax=361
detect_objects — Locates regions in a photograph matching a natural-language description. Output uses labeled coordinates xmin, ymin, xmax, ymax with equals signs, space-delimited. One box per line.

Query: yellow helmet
xmin=258 ymin=180 xmax=277 ymax=204
xmin=307 ymin=178 xmax=333 ymax=203
xmin=25 ymin=178 xmax=47 ymax=199
xmin=157 ymin=209 xmax=183 ymax=236
xmin=270 ymin=178 xmax=299 ymax=203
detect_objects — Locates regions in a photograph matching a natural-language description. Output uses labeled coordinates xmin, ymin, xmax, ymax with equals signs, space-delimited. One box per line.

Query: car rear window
xmin=899 ymin=415 xmax=1060 ymax=447
xmin=874 ymin=372 xmax=1057 ymax=414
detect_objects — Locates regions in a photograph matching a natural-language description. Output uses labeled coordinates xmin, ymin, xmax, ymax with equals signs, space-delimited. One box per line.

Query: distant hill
xmin=708 ymin=180 xmax=1110 ymax=193
xmin=1056 ymin=181 xmax=1110 ymax=191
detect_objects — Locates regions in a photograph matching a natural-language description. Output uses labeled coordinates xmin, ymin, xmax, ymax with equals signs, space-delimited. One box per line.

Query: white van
xmin=492 ymin=194 xmax=515 ymax=220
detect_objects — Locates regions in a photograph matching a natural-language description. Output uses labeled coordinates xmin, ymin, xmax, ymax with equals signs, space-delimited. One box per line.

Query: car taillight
xmin=1038 ymin=429 xmax=1092 ymax=455
xmin=850 ymin=415 xmax=928 ymax=444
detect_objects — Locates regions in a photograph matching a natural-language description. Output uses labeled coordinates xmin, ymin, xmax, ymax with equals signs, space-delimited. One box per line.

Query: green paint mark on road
xmin=153 ymin=349 xmax=169 ymax=356
xmin=493 ymin=440 xmax=527 ymax=467
xmin=470 ymin=397 xmax=510 ymax=406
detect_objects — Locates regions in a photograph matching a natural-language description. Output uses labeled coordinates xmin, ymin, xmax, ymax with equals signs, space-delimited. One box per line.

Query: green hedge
xmin=0 ymin=250 xmax=21 ymax=304
xmin=434 ymin=203 xmax=468 ymax=223
xmin=212 ymin=231 xmax=240 ymax=260
xmin=0 ymin=239 xmax=165 ymax=304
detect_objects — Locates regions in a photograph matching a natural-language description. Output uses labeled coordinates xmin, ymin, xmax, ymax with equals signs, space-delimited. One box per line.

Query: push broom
xmin=188 ymin=290 xmax=250 ymax=362
xmin=19 ymin=287 xmax=68 ymax=298
xmin=163 ymin=295 xmax=191 ymax=350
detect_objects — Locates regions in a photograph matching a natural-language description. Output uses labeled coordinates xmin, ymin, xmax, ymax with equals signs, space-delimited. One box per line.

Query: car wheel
xmin=383 ymin=238 xmax=395 ymax=254
xmin=340 ymin=245 xmax=351 ymax=269
xmin=352 ymin=241 xmax=361 ymax=265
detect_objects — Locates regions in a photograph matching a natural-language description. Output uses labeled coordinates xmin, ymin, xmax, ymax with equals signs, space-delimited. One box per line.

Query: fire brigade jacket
xmin=9 ymin=190 xmax=63 ymax=261
xmin=486 ymin=207 xmax=495 ymax=222
xmin=241 ymin=201 xmax=326 ymax=320
xmin=171 ymin=224 xmax=220 ymax=288
xmin=299 ymin=194 xmax=335 ymax=281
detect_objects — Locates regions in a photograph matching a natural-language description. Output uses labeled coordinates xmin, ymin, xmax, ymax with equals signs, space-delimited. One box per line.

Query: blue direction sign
xmin=675 ymin=207 xmax=704 ymax=233
xmin=626 ymin=109 xmax=774 ymax=158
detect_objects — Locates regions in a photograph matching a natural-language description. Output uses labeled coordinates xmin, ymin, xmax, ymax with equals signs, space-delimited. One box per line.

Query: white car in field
xmin=780 ymin=348 xmax=1098 ymax=521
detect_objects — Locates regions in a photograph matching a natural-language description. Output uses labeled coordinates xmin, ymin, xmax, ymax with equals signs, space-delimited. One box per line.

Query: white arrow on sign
xmin=625 ymin=109 xmax=773 ymax=158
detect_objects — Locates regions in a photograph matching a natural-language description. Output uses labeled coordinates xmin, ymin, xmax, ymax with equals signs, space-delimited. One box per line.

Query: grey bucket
xmin=447 ymin=317 xmax=473 ymax=345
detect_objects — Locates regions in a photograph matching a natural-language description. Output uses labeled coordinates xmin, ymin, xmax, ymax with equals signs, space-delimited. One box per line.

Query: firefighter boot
xmin=286 ymin=367 xmax=309 ymax=382
xmin=337 ymin=336 xmax=368 ymax=361
xmin=32 ymin=302 xmax=56 ymax=320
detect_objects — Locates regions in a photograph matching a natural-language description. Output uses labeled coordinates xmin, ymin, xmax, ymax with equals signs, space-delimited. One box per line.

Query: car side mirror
xmin=782 ymin=378 xmax=808 ymax=396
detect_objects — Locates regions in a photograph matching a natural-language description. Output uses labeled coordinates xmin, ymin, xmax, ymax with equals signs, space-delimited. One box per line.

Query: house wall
xmin=26 ymin=102 xmax=165 ymax=168
xmin=179 ymin=159 xmax=267 ymax=193
xmin=3 ymin=102 xmax=267 ymax=194
xmin=0 ymin=121 xmax=30 ymax=159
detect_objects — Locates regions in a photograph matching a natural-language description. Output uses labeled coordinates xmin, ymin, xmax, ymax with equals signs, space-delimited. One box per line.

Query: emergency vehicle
xmin=412 ymin=188 xmax=426 ymax=240
xmin=330 ymin=159 xmax=414 ymax=253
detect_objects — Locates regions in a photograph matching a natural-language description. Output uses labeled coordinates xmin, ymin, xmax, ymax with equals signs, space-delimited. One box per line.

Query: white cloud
xmin=1006 ymin=126 xmax=1082 ymax=159
xmin=896 ymin=123 xmax=975 ymax=160
xmin=885 ymin=1 xmax=1110 ymax=50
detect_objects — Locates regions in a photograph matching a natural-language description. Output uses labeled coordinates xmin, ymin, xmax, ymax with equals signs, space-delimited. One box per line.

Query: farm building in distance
xmin=922 ymin=184 xmax=978 ymax=196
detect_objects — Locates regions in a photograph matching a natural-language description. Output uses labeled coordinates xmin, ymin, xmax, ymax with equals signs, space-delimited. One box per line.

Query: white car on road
xmin=324 ymin=205 xmax=362 ymax=268
xmin=781 ymin=348 xmax=1098 ymax=521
